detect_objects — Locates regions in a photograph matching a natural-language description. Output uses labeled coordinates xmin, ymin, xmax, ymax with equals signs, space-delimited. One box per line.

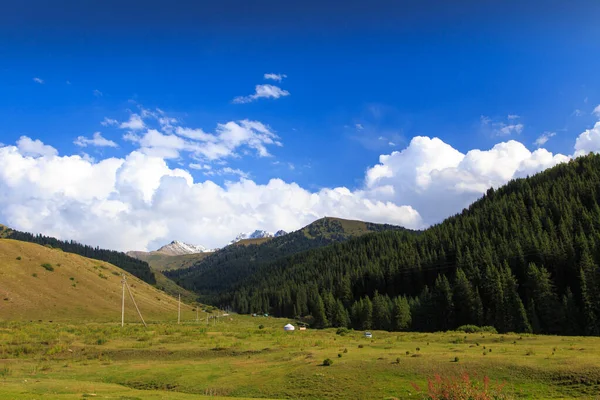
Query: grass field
xmin=1 ymin=315 xmax=600 ymax=399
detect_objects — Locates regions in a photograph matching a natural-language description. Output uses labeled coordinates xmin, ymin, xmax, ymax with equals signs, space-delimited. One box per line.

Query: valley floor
xmin=1 ymin=316 xmax=600 ymax=399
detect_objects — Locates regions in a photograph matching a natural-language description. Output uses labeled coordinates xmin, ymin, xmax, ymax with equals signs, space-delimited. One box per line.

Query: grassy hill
xmin=0 ymin=239 xmax=203 ymax=322
xmin=167 ymin=217 xmax=412 ymax=302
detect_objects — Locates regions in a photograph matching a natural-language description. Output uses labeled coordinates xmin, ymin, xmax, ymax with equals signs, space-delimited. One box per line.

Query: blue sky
xmin=1 ymin=1 xmax=600 ymax=250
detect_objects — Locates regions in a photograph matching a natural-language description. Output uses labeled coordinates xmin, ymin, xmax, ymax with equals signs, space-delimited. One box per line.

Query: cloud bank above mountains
xmin=1 ymin=112 xmax=600 ymax=252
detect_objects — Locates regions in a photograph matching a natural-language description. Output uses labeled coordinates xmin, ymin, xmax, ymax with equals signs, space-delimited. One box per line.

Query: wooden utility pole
xmin=178 ymin=294 xmax=181 ymax=324
xmin=124 ymin=276 xmax=147 ymax=327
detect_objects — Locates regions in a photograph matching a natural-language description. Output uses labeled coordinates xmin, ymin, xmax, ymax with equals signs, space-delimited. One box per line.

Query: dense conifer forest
xmin=167 ymin=217 xmax=411 ymax=298
xmin=179 ymin=154 xmax=600 ymax=336
xmin=2 ymin=228 xmax=156 ymax=284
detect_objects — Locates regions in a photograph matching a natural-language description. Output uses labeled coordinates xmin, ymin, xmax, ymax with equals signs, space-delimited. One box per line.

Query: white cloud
xmin=264 ymin=73 xmax=287 ymax=82
xmin=205 ymin=167 xmax=250 ymax=179
xmin=481 ymin=115 xmax=524 ymax=136
xmin=101 ymin=117 xmax=118 ymax=127
xmin=16 ymin=136 xmax=57 ymax=157
xmin=74 ymin=132 xmax=118 ymax=148
xmin=573 ymin=109 xmax=585 ymax=117
xmin=356 ymin=124 xmax=364 ymax=130
xmin=574 ymin=121 xmax=600 ymax=157
xmin=534 ymin=131 xmax=556 ymax=147
xmin=93 ymin=89 xmax=103 ymax=97
xmin=33 ymin=77 xmax=44 ymax=84
xmin=0 ymin=144 xmax=420 ymax=251
xmin=120 ymin=114 xmax=145 ymax=130
xmin=593 ymin=105 xmax=600 ymax=118
xmin=3 ymin=116 xmax=599 ymax=253
xmin=189 ymin=163 xmax=212 ymax=170
xmin=364 ymin=136 xmax=569 ymax=225
xmin=233 ymin=84 xmax=290 ymax=104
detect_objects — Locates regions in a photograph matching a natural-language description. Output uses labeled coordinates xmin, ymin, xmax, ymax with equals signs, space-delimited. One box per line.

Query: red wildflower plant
xmin=410 ymin=372 xmax=509 ymax=400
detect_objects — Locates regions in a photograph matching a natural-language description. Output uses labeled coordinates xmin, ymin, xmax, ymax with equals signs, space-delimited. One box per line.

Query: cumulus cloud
xmin=593 ymin=105 xmax=600 ymax=118
xmin=0 ymin=143 xmax=420 ymax=251
xmin=574 ymin=121 xmax=600 ymax=157
xmin=74 ymin=132 xmax=118 ymax=148
xmin=16 ymin=136 xmax=57 ymax=157
xmin=534 ymin=131 xmax=556 ymax=147
xmin=264 ymin=73 xmax=287 ymax=82
xmin=3 ymin=117 xmax=599 ymax=252
xmin=233 ymin=84 xmax=290 ymax=104
xmin=33 ymin=77 xmax=44 ymax=84
xmin=364 ymin=136 xmax=569 ymax=225
xmin=120 ymin=114 xmax=145 ymax=130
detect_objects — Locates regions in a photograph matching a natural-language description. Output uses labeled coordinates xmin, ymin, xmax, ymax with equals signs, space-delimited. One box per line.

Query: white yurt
xmin=284 ymin=323 xmax=295 ymax=331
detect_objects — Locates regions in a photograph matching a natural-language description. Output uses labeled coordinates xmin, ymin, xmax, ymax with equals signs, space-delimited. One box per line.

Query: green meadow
xmin=1 ymin=315 xmax=600 ymax=399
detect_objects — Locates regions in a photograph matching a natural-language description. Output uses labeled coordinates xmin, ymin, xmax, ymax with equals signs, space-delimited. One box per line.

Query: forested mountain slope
xmin=202 ymin=154 xmax=600 ymax=336
xmin=167 ymin=217 xmax=411 ymax=301
xmin=1 ymin=226 xmax=155 ymax=284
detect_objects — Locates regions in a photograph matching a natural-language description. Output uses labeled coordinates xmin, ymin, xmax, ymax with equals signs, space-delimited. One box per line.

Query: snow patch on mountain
xmin=156 ymin=240 xmax=212 ymax=255
xmin=228 ymin=229 xmax=288 ymax=244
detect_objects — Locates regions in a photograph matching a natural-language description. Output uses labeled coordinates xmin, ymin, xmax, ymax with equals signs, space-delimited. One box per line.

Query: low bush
xmin=41 ymin=263 xmax=54 ymax=271
xmin=456 ymin=325 xmax=498 ymax=334
xmin=322 ymin=358 xmax=333 ymax=366
xmin=336 ymin=327 xmax=350 ymax=336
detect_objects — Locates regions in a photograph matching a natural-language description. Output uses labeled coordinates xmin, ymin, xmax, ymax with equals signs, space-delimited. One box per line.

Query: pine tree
xmin=392 ymin=296 xmax=411 ymax=331
xmin=432 ymin=274 xmax=454 ymax=331
xmin=453 ymin=268 xmax=475 ymax=327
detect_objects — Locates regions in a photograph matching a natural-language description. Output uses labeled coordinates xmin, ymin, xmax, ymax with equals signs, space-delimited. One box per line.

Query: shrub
xmin=396 ymin=357 xmax=401 ymax=364
xmin=336 ymin=327 xmax=350 ymax=336
xmin=69 ymin=277 xmax=75 ymax=281
xmin=454 ymin=356 xmax=459 ymax=362
xmin=416 ymin=347 xmax=420 ymax=352
xmin=456 ymin=324 xmax=481 ymax=333
xmin=410 ymin=373 xmax=508 ymax=399
xmin=32 ymin=273 xmax=38 ymax=278
xmin=41 ymin=263 xmax=54 ymax=271
xmin=343 ymin=348 xmax=348 ymax=353
xmin=16 ymin=256 xmax=21 ymax=261
xmin=322 ymin=358 xmax=333 ymax=366
xmin=258 ymin=325 xmax=264 ymax=329
xmin=338 ymin=353 xmax=342 ymax=358
xmin=358 ymin=344 xmax=364 ymax=348
xmin=456 ymin=325 xmax=498 ymax=334
xmin=480 ymin=326 xmax=498 ymax=334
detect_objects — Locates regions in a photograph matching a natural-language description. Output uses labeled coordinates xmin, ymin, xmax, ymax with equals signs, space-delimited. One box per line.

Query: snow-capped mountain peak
xmin=228 ymin=229 xmax=288 ymax=245
xmin=156 ymin=240 xmax=210 ymax=255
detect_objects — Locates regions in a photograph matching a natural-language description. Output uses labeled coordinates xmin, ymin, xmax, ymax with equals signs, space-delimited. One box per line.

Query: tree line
xmin=187 ymin=154 xmax=600 ymax=336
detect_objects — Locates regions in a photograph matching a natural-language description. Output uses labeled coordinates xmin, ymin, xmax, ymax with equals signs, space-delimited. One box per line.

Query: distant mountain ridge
xmin=167 ymin=217 xmax=412 ymax=301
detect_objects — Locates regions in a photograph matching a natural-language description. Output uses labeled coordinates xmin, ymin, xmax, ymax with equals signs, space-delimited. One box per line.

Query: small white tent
xmin=284 ymin=323 xmax=295 ymax=331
